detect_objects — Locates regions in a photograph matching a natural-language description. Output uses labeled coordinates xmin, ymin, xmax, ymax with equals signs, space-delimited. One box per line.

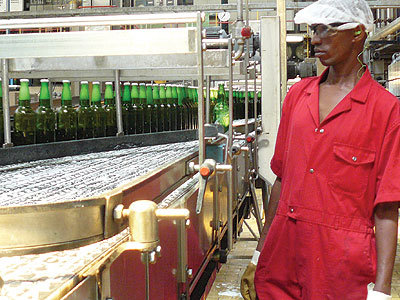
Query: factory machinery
xmin=1 ymin=1 xmax=399 ymax=300
xmin=0 ymin=7 xmax=265 ymax=300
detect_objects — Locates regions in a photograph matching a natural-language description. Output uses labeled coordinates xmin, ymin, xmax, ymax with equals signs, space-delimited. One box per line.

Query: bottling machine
xmin=0 ymin=10 xmax=263 ymax=300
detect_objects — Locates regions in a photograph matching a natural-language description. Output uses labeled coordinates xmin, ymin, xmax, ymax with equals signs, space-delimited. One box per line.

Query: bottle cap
xmin=80 ymin=81 xmax=88 ymax=84
xmin=124 ymin=82 xmax=131 ymax=86
xmin=62 ymin=80 xmax=70 ymax=83
xmin=20 ymin=79 xmax=29 ymax=82
xmin=40 ymin=79 xmax=49 ymax=83
xmin=92 ymin=81 xmax=100 ymax=85
xmin=105 ymin=82 xmax=113 ymax=85
xmin=132 ymin=83 xmax=138 ymax=86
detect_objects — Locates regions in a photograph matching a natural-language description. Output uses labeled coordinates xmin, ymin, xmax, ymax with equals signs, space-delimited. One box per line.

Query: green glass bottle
xmin=76 ymin=81 xmax=93 ymax=140
xmin=0 ymin=79 xmax=3 ymax=145
xmin=177 ymin=85 xmax=186 ymax=130
xmin=152 ymin=84 xmax=163 ymax=132
xmin=193 ymin=87 xmax=199 ymax=129
xmin=139 ymin=83 xmax=148 ymax=133
xmin=91 ymin=82 xmax=106 ymax=138
xmin=257 ymin=90 xmax=261 ymax=118
xmin=249 ymin=91 xmax=254 ymax=119
xmin=215 ymin=84 xmax=229 ymax=132
xmin=131 ymin=83 xmax=141 ymax=134
xmin=240 ymin=90 xmax=245 ymax=119
xmin=121 ymin=82 xmax=133 ymax=135
xmin=56 ymin=80 xmax=77 ymax=141
xmin=159 ymin=84 xmax=169 ymax=131
xmin=183 ymin=86 xmax=191 ymax=130
xmin=172 ymin=85 xmax=182 ymax=130
xmin=145 ymin=84 xmax=157 ymax=133
xmin=104 ymin=82 xmax=117 ymax=136
xmin=187 ymin=87 xmax=194 ymax=129
xmin=166 ymin=85 xmax=177 ymax=131
xmin=35 ymin=79 xmax=56 ymax=143
xmin=13 ymin=79 xmax=35 ymax=145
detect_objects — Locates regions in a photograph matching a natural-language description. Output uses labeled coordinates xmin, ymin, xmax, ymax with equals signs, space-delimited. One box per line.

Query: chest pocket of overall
xmin=329 ymin=143 xmax=375 ymax=196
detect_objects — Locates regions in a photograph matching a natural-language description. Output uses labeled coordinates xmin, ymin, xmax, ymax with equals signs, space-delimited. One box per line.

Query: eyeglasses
xmin=310 ymin=23 xmax=346 ymax=39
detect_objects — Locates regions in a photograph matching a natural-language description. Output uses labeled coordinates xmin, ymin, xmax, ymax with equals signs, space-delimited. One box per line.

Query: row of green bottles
xmin=9 ymin=80 xmax=200 ymax=146
xmin=120 ymin=82 xmax=198 ymax=135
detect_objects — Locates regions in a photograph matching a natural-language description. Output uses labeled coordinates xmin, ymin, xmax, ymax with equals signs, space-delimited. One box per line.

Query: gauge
xmin=218 ymin=11 xmax=231 ymax=22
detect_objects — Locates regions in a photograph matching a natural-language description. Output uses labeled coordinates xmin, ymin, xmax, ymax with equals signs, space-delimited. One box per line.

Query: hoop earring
xmin=357 ymin=46 xmax=367 ymax=78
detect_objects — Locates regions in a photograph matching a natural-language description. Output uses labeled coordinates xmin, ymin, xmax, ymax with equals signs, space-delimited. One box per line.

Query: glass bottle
xmin=257 ymin=90 xmax=262 ymax=118
xmin=56 ymin=80 xmax=77 ymax=141
xmin=159 ymin=84 xmax=169 ymax=131
xmin=91 ymin=81 xmax=106 ymax=138
xmin=145 ymin=84 xmax=157 ymax=133
xmin=139 ymin=83 xmax=148 ymax=133
xmin=166 ymin=84 xmax=177 ymax=131
xmin=177 ymin=85 xmax=186 ymax=130
xmin=121 ymin=82 xmax=133 ymax=135
xmin=131 ymin=83 xmax=141 ymax=134
xmin=104 ymin=82 xmax=117 ymax=136
xmin=13 ymin=79 xmax=35 ymax=145
xmin=35 ymin=79 xmax=56 ymax=143
xmin=152 ymin=84 xmax=163 ymax=132
xmin=76 ymin=81 xmax=93 ymax=140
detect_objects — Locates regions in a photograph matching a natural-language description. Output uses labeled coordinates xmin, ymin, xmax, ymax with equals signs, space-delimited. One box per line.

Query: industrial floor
xmin=206 ymin=191 xmax=400 ymax=300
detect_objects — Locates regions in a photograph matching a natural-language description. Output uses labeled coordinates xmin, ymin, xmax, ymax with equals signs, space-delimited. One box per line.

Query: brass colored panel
xmin=60 ymin=276 xmax=97 ymax=300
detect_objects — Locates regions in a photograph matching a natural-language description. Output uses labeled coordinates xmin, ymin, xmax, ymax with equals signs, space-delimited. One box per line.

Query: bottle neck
xmin=80 ymin=99 xmax=90 ymax=107
xmin=19 ymin=99 xmax=31 ymax=108
xmin=62 ymin=99 xmax=72 ymax=107
xmin=39 ymin=98 xmax=51 ymax=108
xmin=104 ymin=97 xmax=115 ymax=106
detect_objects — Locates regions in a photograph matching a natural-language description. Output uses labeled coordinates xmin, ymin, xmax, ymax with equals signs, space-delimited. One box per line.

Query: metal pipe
xmin=227 ymin=38 xmax=234 ymax=251
xmin=114 ymin=70 xmax=124 ymax=136
xmin=144 ymin=252 xmax=150 ymax=300
xmin=197 ymin=12 xmax=205 ymax=165
xmin=2 ymin=59 xmax=12 ymax=148
xmin=368 ymin=16 xmax=400 ymax=42
xmin=277 ymin=0 xmax=287 ymax=101
xmin=253 ymin=72 xmax=258 ymax=168
xmin=227 ymin=169 xmax=233 ymax=250
xmin=203 ymin=39 xmax=229 ymax=47
xmin=244 ymin=39 xmax=249 ymax=136
xmin=206 ymin=76 xmax=210 ymax=124
xmin=228 ymin=39 xmax=233 ymax=157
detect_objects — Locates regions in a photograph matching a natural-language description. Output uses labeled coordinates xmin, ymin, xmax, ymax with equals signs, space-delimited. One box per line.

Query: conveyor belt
xmin=0 ymin=229 xmax=129 ymax=300
xmin=0 ymin=150 xmax=201 ymax=300
xmin=0 ymin=141 xmax=198 ymax=207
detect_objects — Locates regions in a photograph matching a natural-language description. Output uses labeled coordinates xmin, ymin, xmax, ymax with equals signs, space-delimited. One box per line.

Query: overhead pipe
xmin=232 ymin=0 xmax=245 ymax=60
xmin=367 ymin=16 xmax=400 ymax=42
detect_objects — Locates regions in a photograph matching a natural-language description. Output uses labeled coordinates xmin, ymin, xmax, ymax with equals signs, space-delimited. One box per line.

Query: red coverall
xmin=254 ymin=68 xmax=400 ymax=300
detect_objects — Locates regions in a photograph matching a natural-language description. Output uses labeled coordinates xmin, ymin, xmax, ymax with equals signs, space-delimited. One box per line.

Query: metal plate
xmin=0 ymin=27 xmax=196 ymax=59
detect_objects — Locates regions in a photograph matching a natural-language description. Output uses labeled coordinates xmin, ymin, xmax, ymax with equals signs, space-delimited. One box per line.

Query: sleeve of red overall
xmin=374 ymin=103 xmax=400 ymax=207
xmin=270 ymin=80 xmax=311 ymax=178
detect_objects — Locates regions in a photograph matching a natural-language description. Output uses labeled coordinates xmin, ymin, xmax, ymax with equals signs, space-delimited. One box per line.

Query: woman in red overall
xmin=241 ymin=0 xmax=400 ymax=299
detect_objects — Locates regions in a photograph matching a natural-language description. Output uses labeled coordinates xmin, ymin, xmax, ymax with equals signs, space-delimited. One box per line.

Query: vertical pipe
xmin=244 ymin=39 xmax=249 ymax=136
xmin=2 ymin=59 xmax=12 ymax=148
xmin=197 ymin=12 xmax=205 ymax=165
xmin=227 ymin=169 xmax=233 ymax=250
xmin=206 ymin=76 xmax=210 ymax=124
xmin=277 ymin=0 xmax=287 ymax=102
xmin=144 ymin=252 xmax=150 ymax=300
xmin=114 ymin=70 xmax=124 ymax=136
xmin=227 ymin=39 xmax=234 ymax=251
xmin=253 ymin=72 xmax=258 ymax=168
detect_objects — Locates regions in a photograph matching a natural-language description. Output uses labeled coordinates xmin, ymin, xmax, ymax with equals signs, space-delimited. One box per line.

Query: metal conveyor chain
xmin=0 ymin=141 xmax=198 ymax=207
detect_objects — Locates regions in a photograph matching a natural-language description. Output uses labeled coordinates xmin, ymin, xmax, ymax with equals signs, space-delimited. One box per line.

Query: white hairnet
xmin=294 ymin=0 xmax=374 ymax=32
